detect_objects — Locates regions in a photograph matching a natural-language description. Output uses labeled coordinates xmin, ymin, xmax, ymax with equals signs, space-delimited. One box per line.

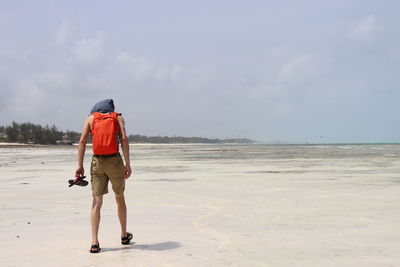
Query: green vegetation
xmin=0 ymin=121 xmax=80 ymax=144
xmin=0 ymin=122 xmax=253 ymax=144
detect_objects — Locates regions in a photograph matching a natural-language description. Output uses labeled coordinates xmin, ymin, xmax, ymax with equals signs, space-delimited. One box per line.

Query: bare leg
xmin=91 ymin=195 xmax=103 ymax=245
xmin=115 ymin=193 xmax=127 ymax=237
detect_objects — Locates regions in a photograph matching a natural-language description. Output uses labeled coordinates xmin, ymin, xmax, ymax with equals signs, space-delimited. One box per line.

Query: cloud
xmin=275 ymin=52 xmax=329 ymax=100
xmin=278 ymin=54 xmax=312 ymax=82
xmin=55 ymin=20 xmax=73 ymax=45
xmin=0 ymin=28 xmax=208 ymax=130
xmin=9 ymin=79 xmax=47 ymax=119
xmin=348 ymin=15 xmax=377 ymax=41
xmin=104 ymin=52 xmax=213 ymax=95
xmin=70 ymin=32 xmax=106 ymax=64
xmin=113 ymin=53 xmax=160 ymax=83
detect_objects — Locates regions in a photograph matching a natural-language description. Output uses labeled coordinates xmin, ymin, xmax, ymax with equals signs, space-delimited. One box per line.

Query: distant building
xmin=56 ymin=140 xmax=73 ymax=145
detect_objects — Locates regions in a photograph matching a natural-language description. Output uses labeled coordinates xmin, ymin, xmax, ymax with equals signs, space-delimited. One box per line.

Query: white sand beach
xmin=1 ymin=143 xmax=400 ymax=266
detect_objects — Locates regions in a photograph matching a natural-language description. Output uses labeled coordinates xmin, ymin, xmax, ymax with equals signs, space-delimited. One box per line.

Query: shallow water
xmin=1 ymin=143 xmax=400 ymax=178
xmin=1 ymin=143 xmax=399 ymax=164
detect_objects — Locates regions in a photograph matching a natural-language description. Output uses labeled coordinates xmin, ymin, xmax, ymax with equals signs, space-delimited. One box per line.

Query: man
xmin=75 ymin=99 xmax=133 ymax=253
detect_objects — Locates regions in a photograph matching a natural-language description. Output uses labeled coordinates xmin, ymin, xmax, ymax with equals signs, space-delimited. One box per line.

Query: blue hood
xmin=90 ymin=99 xmax=115 ymax=114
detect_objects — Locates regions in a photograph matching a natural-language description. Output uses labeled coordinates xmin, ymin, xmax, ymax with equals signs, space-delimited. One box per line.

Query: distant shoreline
xmin=1 ymin=141 xmax=399 ymax=147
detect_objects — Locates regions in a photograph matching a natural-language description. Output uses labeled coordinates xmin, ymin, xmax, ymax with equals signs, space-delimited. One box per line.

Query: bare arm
xmin=118 ymin=115 xmax=132 ymax=179
xmin=75 ymin=116 xmax=92 ymax=177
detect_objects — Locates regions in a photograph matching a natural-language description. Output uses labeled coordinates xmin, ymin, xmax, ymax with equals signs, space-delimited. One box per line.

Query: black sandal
xmin=90 ymin=243 xmax=101 ymax=253
xmin=121 ymin=232 xmax=133 ymax=245
xmin=69 ymin=176 xmax=88 ymax=187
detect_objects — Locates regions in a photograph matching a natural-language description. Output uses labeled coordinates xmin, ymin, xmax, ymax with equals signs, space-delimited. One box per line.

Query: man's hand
xmin=124 ymin=165 xmax=132 ymax=179
xmin=75 ymin=166 xmax=84 ymax=177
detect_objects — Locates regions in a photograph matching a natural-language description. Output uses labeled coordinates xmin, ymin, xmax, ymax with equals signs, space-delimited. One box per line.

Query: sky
xmin=1 ymin=0 xmax=400 ymax=143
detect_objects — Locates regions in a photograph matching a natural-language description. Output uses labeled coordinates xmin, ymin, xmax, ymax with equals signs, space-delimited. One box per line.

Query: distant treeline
xmin=0 ymin=122 xmax=80 ymax=145
xmin=0 ymin=122 xmax=253 ymax=144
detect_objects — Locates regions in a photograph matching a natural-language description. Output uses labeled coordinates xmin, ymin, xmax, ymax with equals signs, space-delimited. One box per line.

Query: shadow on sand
xmin=100 ymin=245 xmax=136 ymax=253
xmin=134 ymin=241 xmax=182 ymax=251
xmin=100 ymin=241 xmax=181 ymax=253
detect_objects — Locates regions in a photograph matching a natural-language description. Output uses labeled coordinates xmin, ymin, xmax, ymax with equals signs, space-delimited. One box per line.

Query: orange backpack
xmin=91 ymin=112 xmax=120 ymax=155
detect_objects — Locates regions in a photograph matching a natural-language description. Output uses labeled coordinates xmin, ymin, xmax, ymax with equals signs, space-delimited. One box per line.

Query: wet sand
xmin=1 ymin=144 xmax=400 ymax=266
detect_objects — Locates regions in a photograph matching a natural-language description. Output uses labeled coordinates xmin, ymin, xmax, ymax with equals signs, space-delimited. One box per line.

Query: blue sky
xmin=1 ymin=0 xmax=400 ymax=143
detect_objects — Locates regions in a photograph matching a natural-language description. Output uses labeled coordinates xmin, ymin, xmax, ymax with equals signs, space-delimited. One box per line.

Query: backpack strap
xmin=111 ymin=112 xmax=121 ymax=132
xmin=110 ymin=112 xmax=122 ymax=118
xmin=92 ymin=112 xmax=102 ymax=119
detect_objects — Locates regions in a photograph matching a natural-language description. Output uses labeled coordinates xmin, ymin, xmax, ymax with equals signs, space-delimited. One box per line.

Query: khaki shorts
xmin=90 ymin=154 xmax=126 ymax=196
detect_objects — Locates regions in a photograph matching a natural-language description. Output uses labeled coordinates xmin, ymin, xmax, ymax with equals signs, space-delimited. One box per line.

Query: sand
xmin=1 ymin=143 xmax=400 ymax=266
